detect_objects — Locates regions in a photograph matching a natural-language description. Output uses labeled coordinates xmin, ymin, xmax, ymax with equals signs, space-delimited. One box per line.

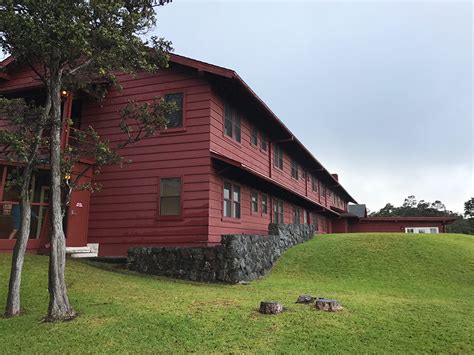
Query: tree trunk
xmin=5 ymin=187 xmax=32 ymax=317
xmin=45 ymin=73 xmax=76 ymax=322
xmin=4 ymin=97 xmax=50 ymax=318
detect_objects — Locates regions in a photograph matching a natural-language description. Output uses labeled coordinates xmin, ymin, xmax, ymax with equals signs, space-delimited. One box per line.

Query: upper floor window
xmin=311 ymin=175 xmax=318 ymax=192
xmin=223 ymin=181 xmax=241 ymax=219
xmin=293 ymin=206 xmax=301 ymax=224
xmin=250 ymin=126 xmax=258 ymax=146
xmin=261 ymin=135 xmax=268 ymax=152
xmin=251 ymin=190 xmax=259 ymax=213
xmin=164 ymin=92 xmax=184 ymax=128
xmin=159 ymin=177 xmax=182 ymax=216
xmin=320 ymin=184 xmax=326 ymax=197
xmin=291 ymin=160 xmax=299 ymax=179
xmin=261 ymin=193 xmax=268 ymax=214
xmin=273 ymin=144 xmax=283 ymax=170
xmin=224 ymin=104 xmax=241 ymax=142
xmin=273 ymin=199 xmax=284 ymax=224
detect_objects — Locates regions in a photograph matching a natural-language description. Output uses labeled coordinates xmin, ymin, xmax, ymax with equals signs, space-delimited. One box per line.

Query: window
xmin=159 ymin=177 xmax=181 ymax=216
xmin=293 ymin=206 xmax=301 ymax=224
xmin=311 ymin=175 xmax=318 ymax=192
xmin=303 ymin=210 xmax=307 ymax=224
xmin=273 ymin=144 xmax=283 ymax=170
xmin=261 ymin=135 xmax=268 ymax=152
xmin=273 ymin=199 xmax=284 ymax=224
xmin=164 ymin=92 xmax=184 ymax=128
xmin=261 ymin=194 xmax=268 ymax=214
xmin=291 ymin=159 xmax=299 ymax=179
xmin=224 ymin=104 xmax=241 ymax=142
xmin=0 ymin=166 xmax=49 ymax=239
xmin=250 ymin=126 xmax=258 ymax=146
xmin=251 ymin=190 xmax=259 ymax=213
xmin=223 ymin=181 xmax=241 ymax=219
xmin=320 ymin=184 xmax=326 ymax=198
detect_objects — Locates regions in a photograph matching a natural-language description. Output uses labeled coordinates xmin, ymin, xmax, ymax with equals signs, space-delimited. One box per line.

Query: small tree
xmin=465 ymin=198 xmax=474 ymax=219
xmin=1 ymin=0 xmax=173 ymax=321
xmin=0 ymin=98 xmax=49 ymax=317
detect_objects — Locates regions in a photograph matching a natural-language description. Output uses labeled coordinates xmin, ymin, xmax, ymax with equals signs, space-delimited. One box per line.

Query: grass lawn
xmin=0 ymin=233 xmax=473 ymax=353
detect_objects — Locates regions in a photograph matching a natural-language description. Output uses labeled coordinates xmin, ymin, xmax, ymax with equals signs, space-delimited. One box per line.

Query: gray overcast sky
xmin=156 ymin=0 xmax=473 ymax=213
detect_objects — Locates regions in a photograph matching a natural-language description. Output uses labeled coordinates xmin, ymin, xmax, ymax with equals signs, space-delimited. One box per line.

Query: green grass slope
xmin=0 ymin=233 xmax=472 ymax=353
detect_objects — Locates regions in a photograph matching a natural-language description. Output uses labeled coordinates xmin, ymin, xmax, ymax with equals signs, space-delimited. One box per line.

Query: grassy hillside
xmin=0 ymin=233 xmax=472 ymax=353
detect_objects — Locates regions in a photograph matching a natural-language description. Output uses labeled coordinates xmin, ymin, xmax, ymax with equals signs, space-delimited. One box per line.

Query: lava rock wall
xmin=127 ymin=224 xmax=315 ymax=283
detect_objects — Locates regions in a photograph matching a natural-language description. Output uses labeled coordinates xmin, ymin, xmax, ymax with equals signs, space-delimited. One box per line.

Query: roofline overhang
xmin=211 ymin=150 xmax=340 ymax=217
xmin=169 ymin=53 xmax=357 ymax=204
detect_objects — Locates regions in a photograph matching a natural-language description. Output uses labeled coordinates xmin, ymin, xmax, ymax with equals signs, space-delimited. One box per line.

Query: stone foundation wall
xmin=127 ymin=224 xmax=315 ymax=283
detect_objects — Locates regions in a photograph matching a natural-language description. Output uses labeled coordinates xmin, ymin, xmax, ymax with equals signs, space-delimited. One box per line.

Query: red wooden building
xmin=0 ymin=54 xmax=455 ymax=257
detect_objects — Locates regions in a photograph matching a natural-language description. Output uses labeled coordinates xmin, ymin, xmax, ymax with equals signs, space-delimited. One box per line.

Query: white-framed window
xmin=223 ymin=181 xmax=241 ymax=219
xmin=261 ymin=193 xmax=268 ymax=214
xmin=404 ymin=227 xmax=439 ymax=234
xmin=251 ymin=190 xmax=258 ymax=213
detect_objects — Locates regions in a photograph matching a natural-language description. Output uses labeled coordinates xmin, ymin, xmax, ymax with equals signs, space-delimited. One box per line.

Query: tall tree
xmin=0 ymin=0 xmax=173 ymax=321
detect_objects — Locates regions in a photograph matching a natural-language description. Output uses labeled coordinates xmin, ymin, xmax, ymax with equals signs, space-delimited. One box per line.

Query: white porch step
xmin=66 ymin=243 xmax=99 ymax=258
xmin=69 ymin=252 xmax=98 ymax=258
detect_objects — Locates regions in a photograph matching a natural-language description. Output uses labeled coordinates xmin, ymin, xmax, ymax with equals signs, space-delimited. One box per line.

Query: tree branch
xmin=67 ymin=58 xmax=93 ymax=76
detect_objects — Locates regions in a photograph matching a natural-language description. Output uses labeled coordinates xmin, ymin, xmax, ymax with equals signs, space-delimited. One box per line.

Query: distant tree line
xmin=370 ymin=196 xmax=474 ymax=235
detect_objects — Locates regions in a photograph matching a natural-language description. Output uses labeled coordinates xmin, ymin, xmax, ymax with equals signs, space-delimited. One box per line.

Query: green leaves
xmin=119 ymin=96 xmax=177 ymax=148
xmin=0 ymin=97 xmax=49 ymax=164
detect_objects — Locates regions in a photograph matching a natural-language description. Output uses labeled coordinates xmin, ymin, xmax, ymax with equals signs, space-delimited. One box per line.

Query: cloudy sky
xmin=155 ymin=0 xmax=472 ymax=213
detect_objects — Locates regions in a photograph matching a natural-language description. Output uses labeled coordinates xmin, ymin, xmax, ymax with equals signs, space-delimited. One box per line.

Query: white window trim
xmin=405 ymin=227 xmax=439 ymax=234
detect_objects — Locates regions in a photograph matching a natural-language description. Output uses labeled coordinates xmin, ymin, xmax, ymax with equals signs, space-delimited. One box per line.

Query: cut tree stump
xmin=296 ymin=295 xmax=315 ymax=304
xmin=315 ymin=298 xmax=343 ymax=312
xmin=259 ymin=301 xmax=283 ymax=314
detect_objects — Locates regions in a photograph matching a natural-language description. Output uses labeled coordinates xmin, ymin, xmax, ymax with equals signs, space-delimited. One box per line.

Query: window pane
xmin=234 ymin=119 xmax=241 ymax=142
xmin=233 ymin=201 xmax=241 ymax=219
xmin=261 ymin=194 xmax=267 ymax=214
xmin=160 ymin=196 xmax=180 ymax=216
xmin=164 ymin=93 xmax=184 ymax=128
xmin=161 ymin=178 xmax=181 ymax=197
xmin=224 ymin=182 xmax=231 ymax=200
xmin=160 ymin=177 xmax=181 ymax=216
xmin=223 ymin=199 xmax=232 ymax=217
xmin=224 ymin=117 xmax=233 ymax=137
xmin=251 ymin=191 xmax=258 ymax=212
xmin=233 ymin=185 xmax=240 ymax=202
xmin=251 ymin=127 xmax=258 ymax=145
xmin=261 ymin=136 xmax=268 ymax=151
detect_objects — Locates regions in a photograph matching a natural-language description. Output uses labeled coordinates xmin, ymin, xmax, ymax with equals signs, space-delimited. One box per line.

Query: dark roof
xmin=348 ymin=204 xmax=367 ymax=218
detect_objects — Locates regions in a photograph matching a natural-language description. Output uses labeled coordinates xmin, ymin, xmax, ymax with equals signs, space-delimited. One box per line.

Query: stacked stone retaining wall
xmin=127 ymin=224 xmax=315 ymax=283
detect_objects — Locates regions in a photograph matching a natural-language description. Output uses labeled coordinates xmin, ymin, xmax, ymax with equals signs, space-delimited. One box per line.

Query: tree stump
xmin=315 ymin=298 xmax=343 ymax=312
xmin=259 ymin=301 xmax=283 ymax=314
xmin=296 ymin=295 xmax=315 ymax=304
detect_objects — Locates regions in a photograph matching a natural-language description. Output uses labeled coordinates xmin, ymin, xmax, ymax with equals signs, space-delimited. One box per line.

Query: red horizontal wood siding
xmin=209 ymin=91 xmax=348 ymax=213
xmin=81 ymin=65 xmax=214 ymax=256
